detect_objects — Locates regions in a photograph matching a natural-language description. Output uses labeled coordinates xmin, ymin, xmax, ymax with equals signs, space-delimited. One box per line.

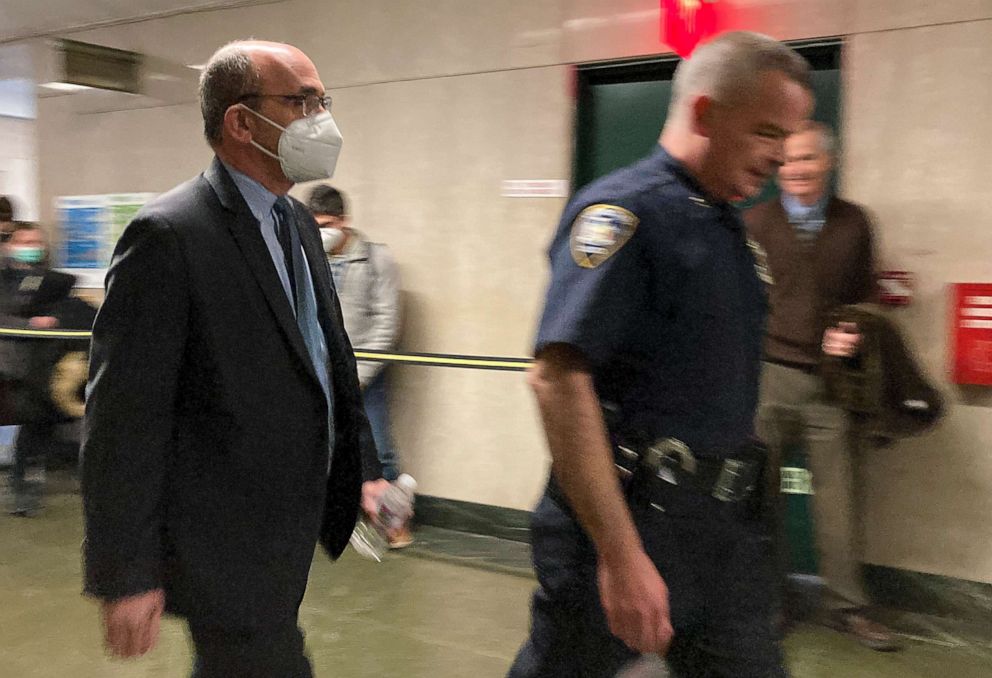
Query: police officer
xmin=508 ymin=32 xmax=813 ymax=678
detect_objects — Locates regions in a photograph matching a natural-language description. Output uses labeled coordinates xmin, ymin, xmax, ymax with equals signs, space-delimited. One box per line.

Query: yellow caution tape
xmin=0 ymin=327 xmax=94 ymax=339
xmin=354 ymin=351 xmax=532 ymax=371
xmin=0 ymin=328 xmax=534 ymax=371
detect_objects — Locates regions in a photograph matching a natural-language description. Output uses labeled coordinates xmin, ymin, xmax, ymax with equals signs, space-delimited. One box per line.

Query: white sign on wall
xmin=500 ymin=180 xmax=569 ymax=198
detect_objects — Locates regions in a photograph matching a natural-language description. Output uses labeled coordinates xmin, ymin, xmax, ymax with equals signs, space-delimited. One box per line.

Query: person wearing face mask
xmin=0 ymin=196 xmax=15 ymax=243
xmin=744 ymin=121 xmax=899 ymax=650
xmin=0 ymin=222 xmax=79 ymax=515
xmin=305 ymin=186 xmax=409 ymax=547
xmin=81 ymin=40 xmax=387 ymax=677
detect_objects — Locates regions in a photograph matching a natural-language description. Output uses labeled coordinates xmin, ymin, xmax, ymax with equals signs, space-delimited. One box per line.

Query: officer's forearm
xmin=529 ymin=349 xmax=644 ymax=563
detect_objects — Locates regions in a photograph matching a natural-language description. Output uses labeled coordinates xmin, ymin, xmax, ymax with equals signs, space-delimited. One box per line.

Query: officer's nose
xmin=770 ymin=141 xmax=786 ymax=168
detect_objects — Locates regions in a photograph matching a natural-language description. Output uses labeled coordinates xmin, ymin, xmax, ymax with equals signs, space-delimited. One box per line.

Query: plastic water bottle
xmin=378 ymin=473 xmax=417 ymax=531
xmin=349 ymin=474 xmax=417 ymax=561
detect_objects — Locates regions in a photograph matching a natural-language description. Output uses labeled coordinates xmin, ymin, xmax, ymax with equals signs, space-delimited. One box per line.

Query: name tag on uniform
xmin=746 ymin=238 xmax=774 ymax=285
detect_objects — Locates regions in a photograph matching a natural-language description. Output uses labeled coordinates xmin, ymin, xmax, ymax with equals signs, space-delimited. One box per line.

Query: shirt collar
xmin=220 ymin=160 xmax=279 ymax=223
xmin=653 ymin=145 xmax=730 ymax=209
xmin=330 ymin=229 xmax=367 ymax=263
xmin=653 ymin=145 xmax=743 ymax=231
xmin=781 ymin=191 xmax=829 ymax=224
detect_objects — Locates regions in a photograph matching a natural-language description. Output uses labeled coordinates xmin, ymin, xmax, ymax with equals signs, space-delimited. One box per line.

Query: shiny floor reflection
xmin=2 ymin=492 xmax=991 ymax=677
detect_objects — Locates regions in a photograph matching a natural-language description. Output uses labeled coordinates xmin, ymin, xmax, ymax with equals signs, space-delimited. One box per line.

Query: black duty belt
xmin=623 ymin=437 xmax=764 ymax=503
xmin=548 ymin=437 xmax=765 ymax=509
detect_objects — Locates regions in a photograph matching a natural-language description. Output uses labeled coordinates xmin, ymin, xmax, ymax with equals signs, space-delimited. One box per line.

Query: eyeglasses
xmin=239 ymin=92 xmax=332 ymax=117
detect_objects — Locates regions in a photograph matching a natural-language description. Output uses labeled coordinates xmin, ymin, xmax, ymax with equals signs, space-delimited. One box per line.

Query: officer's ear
xmin=689 ymin=95 xmax=717 ymax=139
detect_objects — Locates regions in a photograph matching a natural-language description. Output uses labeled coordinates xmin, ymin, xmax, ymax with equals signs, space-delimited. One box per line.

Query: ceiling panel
xmin=0 ymin=0 xmax=278 ymax=43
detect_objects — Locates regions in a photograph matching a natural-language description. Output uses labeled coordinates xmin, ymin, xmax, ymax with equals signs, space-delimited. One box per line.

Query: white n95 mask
xmin=320 ymin=227 xmax=346 ymax=253
xmin=241 ymin=104 xmax=343 ymax=183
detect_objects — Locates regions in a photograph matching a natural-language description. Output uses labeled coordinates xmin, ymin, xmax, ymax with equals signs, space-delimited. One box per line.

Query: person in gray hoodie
xmin=307 ymin=185 xmax=410 ymax=547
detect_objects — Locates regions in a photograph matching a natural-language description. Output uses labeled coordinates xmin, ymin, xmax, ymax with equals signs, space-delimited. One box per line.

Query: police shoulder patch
xmin=569 ymin=204 xmax=639 ymax=269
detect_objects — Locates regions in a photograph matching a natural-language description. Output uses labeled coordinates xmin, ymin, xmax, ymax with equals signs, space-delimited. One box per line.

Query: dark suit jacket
xmin=0 ymin=265 xmax=77 ymax=328
xmin=82 ymin=157 xmax=381 ymax=629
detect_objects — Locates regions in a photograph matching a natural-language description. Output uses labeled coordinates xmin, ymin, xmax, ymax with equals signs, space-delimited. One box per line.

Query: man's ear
xmin=223 ymin=104 xmax=254 ymax=145
xmin=689 ymin=95 xmax=717 ymax=139
xmin=824 ymin=150 xmax=836 ymax=174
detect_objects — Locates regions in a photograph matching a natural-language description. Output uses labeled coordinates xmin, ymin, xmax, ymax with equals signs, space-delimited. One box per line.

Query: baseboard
xmin=415 ymin=495 xmax=992 ymax=622
xmin=863 ymin=564 xmax=992 ymax=624
xmin=414 ymin=494 xmax=532 ymax=543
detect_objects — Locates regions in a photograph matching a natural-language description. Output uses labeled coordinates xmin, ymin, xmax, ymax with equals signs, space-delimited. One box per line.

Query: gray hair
xmin=799 ymin=120 xmax=837 ymax=155
xmin=198 ymin=41 xmax=261 ymax=145
xmin=671 ymin=31 xmax=811 ymax=110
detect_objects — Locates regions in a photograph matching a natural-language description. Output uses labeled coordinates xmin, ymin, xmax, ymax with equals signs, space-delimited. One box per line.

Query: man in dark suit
xmin=81 ymin=40 xmax=388 ymax=677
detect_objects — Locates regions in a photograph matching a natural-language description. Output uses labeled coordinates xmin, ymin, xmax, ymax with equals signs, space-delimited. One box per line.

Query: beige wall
xmin=842 ymin=19 xmax=992 ymax=583
xmin=0 ymin=115 xmax=37 ymax=221
xmin=0 ymin=43 xmax=38 ymax=220
xmin=30 ymin=1 xmax=992 ymax=583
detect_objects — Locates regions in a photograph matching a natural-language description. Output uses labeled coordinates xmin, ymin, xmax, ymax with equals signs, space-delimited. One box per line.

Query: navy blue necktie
xmin=272 ymin=196 xmax=335 ymax=470
xmin=273 ymin=197 xmax=299 ymax=312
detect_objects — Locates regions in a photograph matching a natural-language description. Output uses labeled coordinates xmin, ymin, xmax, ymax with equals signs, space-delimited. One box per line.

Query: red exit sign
xmin=662 ymin=0 xmax=719 ymax=57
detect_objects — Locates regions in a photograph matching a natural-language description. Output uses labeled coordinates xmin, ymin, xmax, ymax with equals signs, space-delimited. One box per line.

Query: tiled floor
xmin=2 ymin=492 xmax=991 ymax=677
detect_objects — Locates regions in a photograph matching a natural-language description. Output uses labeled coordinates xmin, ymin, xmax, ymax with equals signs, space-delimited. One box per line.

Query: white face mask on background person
xmin=240 ymin=104 xmax=343 ymax=183
xmin=320 ymin=227 xmax=346 ymax=253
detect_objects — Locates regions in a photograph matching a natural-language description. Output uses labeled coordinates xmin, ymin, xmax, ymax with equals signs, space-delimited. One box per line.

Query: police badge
xmin=569 ymin=204 xmax=639 ymax=269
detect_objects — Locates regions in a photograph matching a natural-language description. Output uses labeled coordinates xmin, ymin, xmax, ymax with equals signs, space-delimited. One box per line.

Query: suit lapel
xmin=204 ymin=158 xmax=319 ymax=386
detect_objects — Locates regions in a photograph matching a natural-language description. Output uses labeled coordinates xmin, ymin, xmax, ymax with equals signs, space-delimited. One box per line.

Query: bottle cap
xmin=395 ymin=473 xmax=418 ymax=493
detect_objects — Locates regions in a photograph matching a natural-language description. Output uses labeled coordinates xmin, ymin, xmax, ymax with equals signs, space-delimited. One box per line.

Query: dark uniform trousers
xmin=508 ymin=478 xmax=787 ymax=678
xmin=189 ymin=622 xmax=313 ymax=678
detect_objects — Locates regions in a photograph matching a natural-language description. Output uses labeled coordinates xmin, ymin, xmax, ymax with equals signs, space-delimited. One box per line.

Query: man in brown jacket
xmin=745 ymin=120 xmax=900 ymax=651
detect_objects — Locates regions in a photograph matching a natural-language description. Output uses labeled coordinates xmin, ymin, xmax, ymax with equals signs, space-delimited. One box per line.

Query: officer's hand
xmin=101 ymin=588 xmax=165 ymax=658
xmin=822 ymin=322 xmax=861 ymax=358
xmin=597 ymin=550 xmax=673 ymax=655
xmin=28 ymin=316 xmax=58 ymax=329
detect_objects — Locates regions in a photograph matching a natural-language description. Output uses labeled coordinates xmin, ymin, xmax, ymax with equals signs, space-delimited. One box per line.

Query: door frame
xmin=572 ymin=38 xmax=844 ymax=191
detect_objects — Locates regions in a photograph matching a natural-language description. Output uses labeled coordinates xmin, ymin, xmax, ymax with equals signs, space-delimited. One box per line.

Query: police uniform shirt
xmin=535 ymin=146 xmax=767 ymax=456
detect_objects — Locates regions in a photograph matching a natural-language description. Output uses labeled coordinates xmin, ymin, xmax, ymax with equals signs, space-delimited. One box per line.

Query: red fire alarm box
xmin=950 ymin=283 xmax=992 ymax=385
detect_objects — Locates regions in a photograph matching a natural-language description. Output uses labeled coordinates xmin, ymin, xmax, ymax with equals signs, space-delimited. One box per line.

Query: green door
xmin=574 ymin=41 xmax=843 ymax=575
xmin=574 ymin=41 xmax=843 ymax=199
